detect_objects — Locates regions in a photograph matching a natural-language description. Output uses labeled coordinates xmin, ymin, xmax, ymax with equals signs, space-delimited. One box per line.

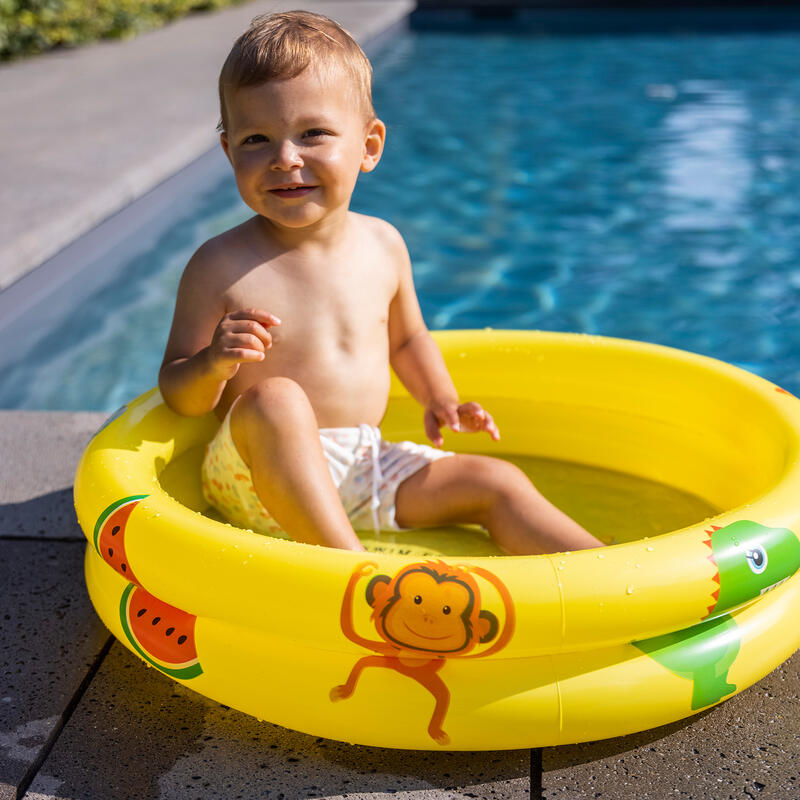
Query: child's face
xmin=220 ymin=65 xmax=385 ymax=233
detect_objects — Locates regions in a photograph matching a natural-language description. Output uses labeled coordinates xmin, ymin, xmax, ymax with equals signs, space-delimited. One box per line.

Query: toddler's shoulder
xmin=181 ymin=222 xmax=252 ymax=285
xmin=354 ymin=213 xmax=409 ymax=257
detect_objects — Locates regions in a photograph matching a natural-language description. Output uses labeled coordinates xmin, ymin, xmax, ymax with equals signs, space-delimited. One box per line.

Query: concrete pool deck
xmin=0 ymin=1 xmax=798 ymax=798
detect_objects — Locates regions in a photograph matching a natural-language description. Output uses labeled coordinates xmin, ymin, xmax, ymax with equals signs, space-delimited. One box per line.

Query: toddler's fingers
xmin=218 ymin=332 xmax=268 ymax=356
xmin=223 ymin=347 xmax=266 ymax=364
xmin=483 ymin=412 xmax=500 ymax=441
xmin=225 ymin=322 xmax=274 ymax=348
xmin=209 ymin=347 xmax=264 ymax=378
xmin=457 ymin=403 xmax=499 ymax=439
xmin=232 ymin=308 xmax=281 ymax=328
xmin=442 ymin=406 xmax=461 ymax=432
xmin=458 ymin=402 xmax=486 ymax=426
xmin=424 ymin=409 xmax=444 ymax=447
xmin=457 ymin=402 xmax=487 ymax=433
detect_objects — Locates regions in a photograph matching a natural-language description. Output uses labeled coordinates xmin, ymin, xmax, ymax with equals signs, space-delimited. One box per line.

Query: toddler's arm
xmin=385 ymin=227 xmax=500 ymax=446
xmin=159 ymin=244 xmax=278 ymax=416
xmin=393 ymin=331 xmax=500 ymax=446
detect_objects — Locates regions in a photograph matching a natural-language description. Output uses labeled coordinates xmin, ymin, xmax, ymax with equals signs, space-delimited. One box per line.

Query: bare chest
xmin=224 ymin=260 xmax=393 ymax=356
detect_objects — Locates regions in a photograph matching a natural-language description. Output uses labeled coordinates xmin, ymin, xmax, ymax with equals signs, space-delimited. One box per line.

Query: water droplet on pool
xmin=597 ymin=553 xmax=604 ymax=559
xmin=626 ymin=585 xmax=635 ymax=595
xmin=733 ymin=539 xmax=740 ymax=546
xmin=647 ymin=546 xmax=654 ymax=552
xmin=636 ymin=563 xmax=641 ymax=568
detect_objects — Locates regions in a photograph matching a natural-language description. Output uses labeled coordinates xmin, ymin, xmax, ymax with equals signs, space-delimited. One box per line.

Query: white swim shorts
xmin=201 ymin=404 xmax=454 ymax=537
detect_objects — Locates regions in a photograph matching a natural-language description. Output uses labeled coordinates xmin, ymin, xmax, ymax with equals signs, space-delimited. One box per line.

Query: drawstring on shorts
xmin=358 ymin=424 xmax=383 ymax=535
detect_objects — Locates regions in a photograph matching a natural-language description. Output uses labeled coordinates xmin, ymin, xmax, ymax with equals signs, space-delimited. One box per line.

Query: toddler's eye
xmin=242 ymin=134 xmax=267 ymax=145
xmin=303 ymin=129 xmax=329 ymax=139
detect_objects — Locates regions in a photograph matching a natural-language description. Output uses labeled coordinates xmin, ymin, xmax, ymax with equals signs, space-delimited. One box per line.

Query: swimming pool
xmin=2 ymin=23 xmax=800 ymax=409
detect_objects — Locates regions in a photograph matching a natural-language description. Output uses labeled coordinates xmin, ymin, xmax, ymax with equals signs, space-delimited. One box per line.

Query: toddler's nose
xmin=271 ymin=140 xmax=303 ymax=171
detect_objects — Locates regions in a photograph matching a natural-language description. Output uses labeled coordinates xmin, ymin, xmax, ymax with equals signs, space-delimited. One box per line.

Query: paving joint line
xmin=531 ymin=747 xmax=544 ymax=798
xmin=0 ymin=535 xmax=85 ymax=544
xmin=14 ymin=635 xmax=114 ymax=800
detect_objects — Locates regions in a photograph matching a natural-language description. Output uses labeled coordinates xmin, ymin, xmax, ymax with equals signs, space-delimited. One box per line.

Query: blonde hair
xmin=218 ymin=10 xmax=375 ymax=132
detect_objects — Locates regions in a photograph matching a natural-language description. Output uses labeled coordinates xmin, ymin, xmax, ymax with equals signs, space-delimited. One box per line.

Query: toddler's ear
xmin=361 ymin=118 xmax=386 ymax=173
xmin=220 ymin=132 xmax=232 ymax=163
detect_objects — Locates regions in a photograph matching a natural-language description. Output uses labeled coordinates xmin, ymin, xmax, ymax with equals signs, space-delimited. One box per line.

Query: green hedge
xmin=1 ymin=0 xmax=242 ymax=60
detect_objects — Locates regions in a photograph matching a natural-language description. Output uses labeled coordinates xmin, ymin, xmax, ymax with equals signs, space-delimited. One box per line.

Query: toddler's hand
xmin=424 ymin=401 xmax=500 ymax=447
xmin=456 ymin=402 xmax=500 ymax=441
xmin=207 ymin=309 xmax=281 ymax=380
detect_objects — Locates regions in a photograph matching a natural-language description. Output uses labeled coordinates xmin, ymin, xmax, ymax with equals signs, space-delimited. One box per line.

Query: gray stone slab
xmin=0 ymin=411 xmax=106 ymax=539
xmin=24 ymin=644 xmax=532 ymax=800
xmin=0 ymin=539 xmax=110 ymax=800
xmin=542 ymin=651 xmax=800 ymax=800
xmin=0 ymin=0 xmax=414 ymax=290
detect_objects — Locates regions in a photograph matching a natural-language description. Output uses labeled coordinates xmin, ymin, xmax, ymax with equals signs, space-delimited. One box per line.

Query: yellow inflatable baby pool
xmin=74 ymin=330 xmax=800 ymax=750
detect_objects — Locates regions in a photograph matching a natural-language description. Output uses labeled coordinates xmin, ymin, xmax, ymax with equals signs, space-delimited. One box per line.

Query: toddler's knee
xmin=482 ymin=458 xmax=536 ymax=503
xmin=237 ymin=376 xmax=313 ymax=428
xmin=473 ymin=456 xmax=526 ymax=487
xmin=466 ymin=456 xmax=533 ymax=525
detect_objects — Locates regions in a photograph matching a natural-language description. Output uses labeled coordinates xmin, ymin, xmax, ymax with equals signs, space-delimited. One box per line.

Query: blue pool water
xmin=4 ymin=26 xmax=800 ymax=410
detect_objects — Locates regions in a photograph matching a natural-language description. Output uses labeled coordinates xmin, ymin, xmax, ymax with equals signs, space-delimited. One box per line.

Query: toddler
xmin=159 ymin=10 xmax=603 ymax=555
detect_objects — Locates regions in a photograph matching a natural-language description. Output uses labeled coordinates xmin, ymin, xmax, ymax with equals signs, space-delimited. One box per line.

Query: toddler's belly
xmin=302 ymin=365 xmax=392 ymax=428
xmin=221 ymin=354 xmax=392 ymax=427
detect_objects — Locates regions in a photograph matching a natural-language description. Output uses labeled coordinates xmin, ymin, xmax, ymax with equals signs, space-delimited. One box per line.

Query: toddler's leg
xmin=394 ymin=455 xmax=603 ymax=555
xmin=229 ymin=377 xmax=364 ymax=551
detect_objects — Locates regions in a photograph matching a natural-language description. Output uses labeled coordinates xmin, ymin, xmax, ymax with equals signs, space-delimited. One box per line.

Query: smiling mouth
xmin=269 ymin=186 xmax=317 ymax=198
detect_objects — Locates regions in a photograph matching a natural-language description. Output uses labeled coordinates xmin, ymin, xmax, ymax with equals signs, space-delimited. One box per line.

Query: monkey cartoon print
xmin=331 ymin=560 xmax=516 ymax=745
